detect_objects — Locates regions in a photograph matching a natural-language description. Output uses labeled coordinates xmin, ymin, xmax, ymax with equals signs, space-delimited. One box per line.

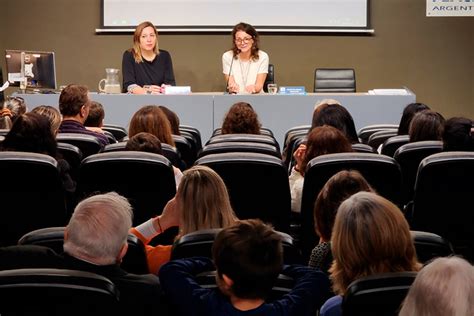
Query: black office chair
xmin=207 ymin=134 xmax=280 ymax=153
xmin=179 ymin=125 xmax=203 ymax=151
xmin=195 ymin=152 xmax=291 ymax=233
xmin=351 ymin=143 xmax=377 ymax=154
xmin=282 ymin=125 xmax=310 ymax=169
xmin=103 ymin=130 xmax=117 ymax=144
xmin=211 ymin=127 xmax=275 ymax=138
xmin=56 ymin=133 xmax=103 ymax=158
xmin=367 ymin=129 xmax=398 ymax=150
xmin=342 ymin=272 xmax=417 ymax=316
xmin=0 ymin=152 xmax=68 ymax=246
xmin=411 ymin=230 xmax=454 ymax=264
xmin=313 ymin=68 xmax=356 ymax=93
xmin=102 ymin=123 xmax=128 ymax=142
xmin=77 ymin=152 xmax=176 ymax=226
xmin=18 ymin=227 xmax=149 ymax=274
xmin=57 ymin=142 xmax=83 ymax=182
xmin=410 ymin=152 xmax=474 ymax=261
xmin=263 ymin=63 xmax=275 ymax=92
xmin=299 ymin=153 xmax=402 ymax=260
xmin=357 ymin=124 xmax=399 ymax=144
xmin=173 ymin=134 xmax=196 ymax=169
xmin=198 ymin=141 xmax=281 ymax=159
xmin=380 ymin=135 xmax=410 ymax=157
xmin=0 ymin=268 xmax=119 ymax=316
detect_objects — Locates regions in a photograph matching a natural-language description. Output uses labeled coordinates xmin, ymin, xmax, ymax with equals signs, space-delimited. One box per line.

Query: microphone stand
xmin=225 ymin=50 xmax=239 ymax=94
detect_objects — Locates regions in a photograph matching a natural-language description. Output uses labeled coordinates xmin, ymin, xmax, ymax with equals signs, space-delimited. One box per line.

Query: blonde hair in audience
xmin=399 ymin=256 xmax=474 ymax=316
xmin=177 ymin=166 xmax=237 ymax=236
xmin=131 ymin=21 xmax=159 ymax=63
xmin=32 ymin=105 xmax=62 ymax=135
xmin=329 ymin=191 xmax=421 ymax=295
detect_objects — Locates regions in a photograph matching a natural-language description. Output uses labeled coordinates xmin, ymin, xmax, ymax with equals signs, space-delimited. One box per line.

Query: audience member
xmin=289 ymin=125 xmax=353 ymax=213
xmin=160 ymin=219 xmax=330 ymax=316
xmin=399 ymin=256 xmax=474 ymax=316
xmin=442 ymin=116 xmax=474 ymax=151
xmin=84 ymin=101 xmax=105 ymax=128
xmin=125 ymin=132 xmax=183 ymax=187
xmin=57 ymin=84 xmax=109 ymax=146
xmin=128 ymin=105 xmax=175 ymax=147
xmin=31 ymin=105 xmax=62 ymax=135
xmin=131 ymin=165 xmax=237 ymax=274
xmin=408 ymin=110 xmax=445 ymax=142
xmin=221 ymin=102 xmax=262 ymax=134
xmin=122 ymin=21 xmax=176 ymax=94
xmin=320 ymin=191 xmax=421 ymax=316
xmin=223 ymin=22 xmax=268 ymax=94
xmin=159 ymin=105 xmax=180 ymax=135
xmin=311 ymin=102 xmax=359 ymax=143
xmin=398 ymin=102 xmax=430 ymax=135
xmin=0 ymin=96 xmax=27 ymax=129
xmin=309 ymin=170 xmax=374 ymax=273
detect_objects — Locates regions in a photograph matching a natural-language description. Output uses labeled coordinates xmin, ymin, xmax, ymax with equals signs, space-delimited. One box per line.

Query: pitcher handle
xmin=98 ymin=79 xmax=106 ymax=93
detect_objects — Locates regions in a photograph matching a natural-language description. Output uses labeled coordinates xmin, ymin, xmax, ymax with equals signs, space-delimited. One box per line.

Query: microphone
xmin=225 ymin=50 xmax=240 ymax=94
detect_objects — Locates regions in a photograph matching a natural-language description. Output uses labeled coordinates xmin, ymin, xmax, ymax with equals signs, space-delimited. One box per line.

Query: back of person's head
xmin=442 ymin=116 xmax=474 ymax=151
xmin=399 ymin=256 xmax=474 ymax=316
xmin=300 ymin=125 xmax=353 ymax=175
xmin=59 ymin=84 xmax=90 ymax=117
xmin=2 ymin=112 xmax=57 ymax=157
xmin=64 ymin=192 xmax=133 ymax=266
xmin=158 ymin=105 xmax=180 ymax=135
xmin=311 ymin=103 xmax=359 ymax=143
xmin=31 ymin=105 xmax=62 ymax=135
xmin=221 ymin=102 xmax=261 ymax=135
xmin=314 ymin=170 xmax=374 ymax=242
xmin=129 ymin=105 xmax=175 ymax=147
xmin=0 ymin=96 xmax=27 ymax=129
xmin=125 ymin=132 xmax=163 ymax=154
xmin=329 ymin=191 xmax=420 ymax=295
xmin=178 ymin=165 xmax=236 ymax=236
xmin=231 ymin=22 xmax=260 ymax=59
xmin=409 ymin=110 xmax=445 ymax=142
xmin=398 ymin=102 xmax=431 ymax=135
xmin=212 ymin=219 xmax=283 ymax=300
xmin=84 ymin=101 xmax=105 ymax=128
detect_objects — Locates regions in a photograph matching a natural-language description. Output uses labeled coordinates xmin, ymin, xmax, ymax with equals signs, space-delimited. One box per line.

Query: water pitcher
xmin=98 ymin=68 xmax=121 ymax=94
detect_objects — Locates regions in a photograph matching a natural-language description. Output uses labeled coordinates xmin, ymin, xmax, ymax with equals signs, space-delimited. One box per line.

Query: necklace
xmin=238 ymin=58 xmax=251 ymax=89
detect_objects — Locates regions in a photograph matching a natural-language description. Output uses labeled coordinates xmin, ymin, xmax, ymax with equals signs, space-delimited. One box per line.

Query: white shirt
xmin=222 ymin=50 xmax=269 ymax=94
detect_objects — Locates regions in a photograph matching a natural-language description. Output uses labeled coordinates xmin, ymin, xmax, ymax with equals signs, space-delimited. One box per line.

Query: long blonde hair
xmin=329 ymin=191 xmax=421 ymax=295
xmin=177 ymin=166 xmax=237 ymax=236
xmin=130 ymin=21 xmax=159 ymax=63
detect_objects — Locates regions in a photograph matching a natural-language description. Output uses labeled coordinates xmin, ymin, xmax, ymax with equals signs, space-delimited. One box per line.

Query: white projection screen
xmin=100 ymin=0 xmax=371 ymax=33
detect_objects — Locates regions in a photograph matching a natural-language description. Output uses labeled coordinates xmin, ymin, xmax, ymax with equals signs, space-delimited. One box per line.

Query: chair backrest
xmin=172 ymin=134 xmax=196 ymax=169
xmin=411 ymin=230 xmax=454 ymax=264
xmin=179 ymin=125 xmax=203 ymax=151
xmin=313 ymin=68 xmax=356 ymax=93
xmin=342 ymin=272 xmax=417 ymax=316
xmin=0 ymin=268 xmax=118 ymax=315
xmin=56 ymin=133 xmax=103 ymax=158
xmin=198 ymin=141 xmax=281 ymax=159
xmin=103 ymin=130 xmax=117 ymax=144
xmin=357 ymin=124 xmax=399 ymax=144
xmin=195 ymin=152 xmax=291 ymax=232
xmin=171 ymin=228 xmax=303 ymax=264
xmin=180 ymin=129 xmax=202 ymax=154
xmin=394 ymin=141 xmax=443 ymax=206
xmin=0 ymin=152 xmax=67 ymax=246
xmin=380 ymin=135 xmax=410 ymax=157
xmin=77 ymin=152 xmax=176 ymax=226
xmin=102 ymin=124 xmax=128 ymax=142
xmin=18 ymin=227 xmax=149 ymax=274
xmin=411 ymin=152 xmax=474 ymax=261
xmin=57 ymin=142 xmax=83 ymax=181
xmin=282 ymin=126 xmax=310 ymax=169
xmin=263 ymin=63 xmax=275 ymax=92
xmin=207 ymin=133 xmax=280 ymax=152
xmin=212 ymin=127 xmax=275 ymax=138
xmin=351 ymin=143 xmax=377 ymax=154
xmin=367 ymin=129 xmax=398 ymax=150
xmin=300 ymin=153 xmax=402 ymax=259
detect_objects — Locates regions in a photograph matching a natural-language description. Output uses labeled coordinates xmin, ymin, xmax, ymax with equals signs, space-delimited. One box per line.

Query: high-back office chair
xmin=263 ymin=63 xmax=275 ymax=92
xmin=0 ymin=268 xmax=119 ymax=316
xmin=102 ymin=124 xmax=128 ymax=142
xmin=179 ymin=125 xmax=203 ymax=151
xmin=367 ymin=129 xmax=398 ymax=150
xmin=212 ymin=127 xmax=275 ymax=138
xmin=380 ymin=135 xmax=410 ymax=157
xmin=207 ymin=133 xmax=280 ymax=153
xmin=357 ymin=124 xmax=399 ymax=144
xmin=56 ymin=133 xmax=103 ymax=158
xmin=198 ymin=141 xmax=281 ymax=159
xmin=313 ymin=68 xmax=356 ymax=93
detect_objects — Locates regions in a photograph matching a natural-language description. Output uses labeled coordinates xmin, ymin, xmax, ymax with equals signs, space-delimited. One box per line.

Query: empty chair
xmin=341 ymin=272 xmax=417 ymax=316
xmin=179 ymin=125 xmax=202 ymax=150
xmin=263 ymin=63 xmax=275 ymax=92
xmin=394 ymin=141 xmax=443 ymax=206
xmin=195 ymin=152 xmax=291 ymax=232
xmin=171 ymin=228 xmax=303 ymax=264
xmin=300 ymin=153 xmax=402 ymax=259
xmin=103 ymin=130 xmax=118 ymax=144
xmin=173 ymin=134 xmax=196 ymax=169
xmin=0 ymin=152 xmax=68 ymax=246
xmin=18 ymin=227 xmax=149 ymax=274
xmin=411 ymin=230 xmax=454 ymax=264
xmin=180 ymin=129 xmax=201 ymax=156
xmin=410 ymin=152 xmax=474 ymax=261
xmin=367 ymin=129 xmax=398 ymax=150
xmin=207 ymin=133 xmax=280 ymax=152
xmin=198 ymin=141 xmax=281 ymax=159
xmin=103 ymin=123 xmax=128 ymax=142
xmin=351 ymin=143 xmax=377 ymax=154
xmin=357 ymin=124 xmax=399 ymax=144
xmin=380 ymin=135 xmax=410 ymax=157
xmin=56 ymin=133 xmax=103 ymax=158
xmin=77 ymin=151 xmax=176 ymax=226
xmin=313 ymin=68 xmax=356 ymax=93
xmin=0 ymin=268 xmax=118 ymax=316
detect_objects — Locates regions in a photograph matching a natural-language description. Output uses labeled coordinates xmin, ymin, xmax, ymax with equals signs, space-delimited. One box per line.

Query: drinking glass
xmin=267 ymin=83 xmax=278 ymax=94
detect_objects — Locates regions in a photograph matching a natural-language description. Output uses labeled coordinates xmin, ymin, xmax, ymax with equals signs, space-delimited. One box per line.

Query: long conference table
xmin=18 ymin=89 xmax=415 ymax=148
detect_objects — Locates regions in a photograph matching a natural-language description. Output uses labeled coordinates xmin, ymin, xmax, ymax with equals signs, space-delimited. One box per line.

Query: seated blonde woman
xmin=320 ymin=191 xmax=421 ymax=316
xmin=130 ymin=165 xmax=237 ymax=274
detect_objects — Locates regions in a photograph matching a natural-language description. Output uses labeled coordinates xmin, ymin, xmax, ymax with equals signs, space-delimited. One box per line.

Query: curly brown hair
xmin=221 ymin=102 xmax=261 ymax=134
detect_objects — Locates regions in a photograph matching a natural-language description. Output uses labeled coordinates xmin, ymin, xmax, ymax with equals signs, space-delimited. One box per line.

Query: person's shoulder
xmin=123 ymin=49 xmax=134 ymax=58
xmin=159 ymin=49 xmax=172 ymax=57
xmin=320 ymin=295 xmax=343 ymax=316
xmin=222 ymin=50 xmax=233 ymax=59
xmin=258 ymin=50 xmax=269 ymax=60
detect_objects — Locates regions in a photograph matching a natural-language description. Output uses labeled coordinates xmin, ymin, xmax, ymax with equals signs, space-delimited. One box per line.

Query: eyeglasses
xmin=234 ymin=37 xmax=253 ymax=44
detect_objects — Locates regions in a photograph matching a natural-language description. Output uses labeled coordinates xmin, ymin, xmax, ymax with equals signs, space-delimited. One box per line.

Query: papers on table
xmin=368 ymin=89 xmax=409 ymax=95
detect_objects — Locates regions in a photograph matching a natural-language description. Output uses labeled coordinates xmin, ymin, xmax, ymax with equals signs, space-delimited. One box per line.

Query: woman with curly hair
xmin=221 ymin=102 xmax=262 ymax=134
